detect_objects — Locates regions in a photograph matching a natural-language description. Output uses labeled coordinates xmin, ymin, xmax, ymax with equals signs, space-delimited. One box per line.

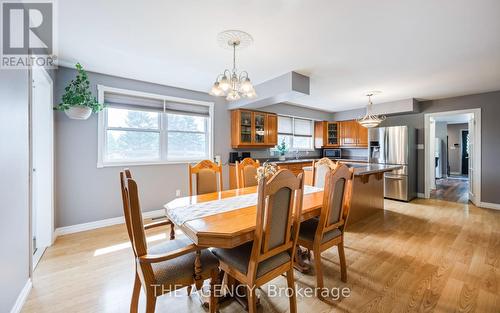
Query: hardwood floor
xmin=430 ymin=178 xmax=469 ymax=204
xmin=22 ymin=199 xmax=500 ymax=313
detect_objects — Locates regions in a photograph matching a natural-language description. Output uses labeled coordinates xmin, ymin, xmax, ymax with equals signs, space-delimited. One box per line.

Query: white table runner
xmin=165 ymin=185 xmax=323 ymax=226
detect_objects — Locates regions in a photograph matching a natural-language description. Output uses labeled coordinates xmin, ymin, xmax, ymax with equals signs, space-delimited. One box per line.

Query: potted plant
xmin=54 ymin=63 xmax=105 ymax=120
xmin=276 ymin=138 xmax=288 ymax=161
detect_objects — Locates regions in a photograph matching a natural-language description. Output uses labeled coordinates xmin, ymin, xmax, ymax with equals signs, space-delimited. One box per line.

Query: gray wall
xmin=334 ymin=90 xmax=500 ymax=203
xmin=447 ymin=123 xmax=468 ymax=174
xmin=0 ymin=70 xmax=30 ymax=312
xmin=55 ymin=67 xmax=230 ymax=228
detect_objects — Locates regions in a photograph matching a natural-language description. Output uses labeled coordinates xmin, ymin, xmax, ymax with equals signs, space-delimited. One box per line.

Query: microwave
xmin=323 ymin=148 xmax=341 ymax=159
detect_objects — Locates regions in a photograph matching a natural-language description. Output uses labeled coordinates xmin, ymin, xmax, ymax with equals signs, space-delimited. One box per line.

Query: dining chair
xmin=212 ymin=169 xmax=305 ymax=313
xmin=311 ymin=157 xmax=338 ymax=188
xmin=297 ymin=164 xmax=354 ymax=300
xmin=122 ymin=169 xmax=176 ymax=240
xmin=188 ymin=160 xmax=223 ymax=196
xmin=120 ymin=170 xmax=220 ymax=313
xmin=235 ymin=157 xmax=261 ymax=188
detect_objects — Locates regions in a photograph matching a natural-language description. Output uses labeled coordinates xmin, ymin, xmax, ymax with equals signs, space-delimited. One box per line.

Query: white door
xmin=32 ymin=66 xmax=54 ymax=268
xmin=468 ymin=116 xmax=475 ymax=204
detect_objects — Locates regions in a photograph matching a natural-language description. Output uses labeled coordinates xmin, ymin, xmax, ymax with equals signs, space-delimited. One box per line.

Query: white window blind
xmin=276 ymin=115 xmax=314 ymax=150
xmin=278 ymin=116 xmax=293 ymax=134
xmin=294 ymin=118 xmax=312 ymax=136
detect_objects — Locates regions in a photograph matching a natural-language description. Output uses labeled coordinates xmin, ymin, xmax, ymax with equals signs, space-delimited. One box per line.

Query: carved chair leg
xmin=169 ymin=223 xmax=175 ymax=240
xmin=338 ymin=241 xmax=347 ymax=283
xmin=145 ymin=295 xmax=156 ymax=313
xmin=209 ymin=269 xmax=219 ymax=313
xmin=130 ymin=272 xmax=141 ymax=313
xmin=286 ymin=269 xmax=298 ymax=313
xmin=194 ymin=250 xmax=204 ymax=290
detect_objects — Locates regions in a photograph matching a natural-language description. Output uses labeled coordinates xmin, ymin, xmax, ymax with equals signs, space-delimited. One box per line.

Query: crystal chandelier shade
xmin=357 ymin=93 xmax=386 ymax=128
xmin=209 ymin=30 xmax=257 ymax=101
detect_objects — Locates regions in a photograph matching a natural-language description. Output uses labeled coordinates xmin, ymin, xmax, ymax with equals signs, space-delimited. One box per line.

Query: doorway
xmin=31 ymin=65 xmax=54 ymax=268
xmin=424 ymin=109 xmax=481 ymax=205
xmin=461 ymin=129 xmax=469 ymax=176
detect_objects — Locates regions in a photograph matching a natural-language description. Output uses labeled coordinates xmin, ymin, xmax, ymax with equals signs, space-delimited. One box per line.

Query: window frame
xmin=97 ymin=85 xmax=214 ymax=168
xmin=275 ymin=115 xmax=315 ymax=151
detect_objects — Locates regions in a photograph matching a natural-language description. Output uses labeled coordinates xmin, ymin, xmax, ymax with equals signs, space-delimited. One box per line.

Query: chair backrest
xmin=312 ymin=157 xmax=338 ymax=188
xmin=119 ymin=169 xmax=148 ymax=258
xmin=316 ymin=164 xmax=354 ymax=239
xmin=235 ymin=158 xmax=260 ymax=188
xmin=188 ymin=160 xmax=223 ymax=196
xmin=247 ymin=169 xmax=305 ymax=280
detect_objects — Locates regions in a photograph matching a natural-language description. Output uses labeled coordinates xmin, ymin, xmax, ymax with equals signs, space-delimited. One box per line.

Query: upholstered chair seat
xmin=149 ymin=238 xmax=219 ymax=286
xmin=212 ymin=242 xmax=291 ymax=278
xmin=298 ymin=217 xmax=342 ymax=243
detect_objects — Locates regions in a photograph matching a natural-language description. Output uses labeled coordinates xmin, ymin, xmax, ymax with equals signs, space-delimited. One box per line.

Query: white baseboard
xmin=54 ymin=209 xmax=165 ymax=237
xmin=479 ymin=202 xmax=500 ymax=210
xmin=450 ymin=171 xmax=461 ymax=175
xmin=417 ymin=193 xmax=426 ymax=198
xmin=10 ymin=279 xmax=32 ymax=313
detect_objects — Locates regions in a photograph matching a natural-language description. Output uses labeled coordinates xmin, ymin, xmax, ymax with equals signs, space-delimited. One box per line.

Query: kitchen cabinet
xmin=339 ymin=120 xmax=368 ymax=148
xmin=314 ymin=121 xmax=340 ymax=148
xmin=315 ymin=120 xmax=368 ymax=148
xmin=231 ymin=109 xmax=278 ymax=148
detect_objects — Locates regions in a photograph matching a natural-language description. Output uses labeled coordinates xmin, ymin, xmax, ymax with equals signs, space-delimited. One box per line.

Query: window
xmin=277 ymin=115 xmax=314 ymax=150
xmin=98 ymin=86 xmax=213 ymax=167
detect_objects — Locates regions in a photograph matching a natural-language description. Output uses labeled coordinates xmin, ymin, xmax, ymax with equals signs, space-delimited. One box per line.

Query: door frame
xmin=424 ymin=108 xmax=481 ymax=205
xmin=29 ymin=64 xmax=54 ymax=271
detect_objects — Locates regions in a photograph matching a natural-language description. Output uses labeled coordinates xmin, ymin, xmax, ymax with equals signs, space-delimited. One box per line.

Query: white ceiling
xmin=57 ymin=0 xmax=500 ymax=112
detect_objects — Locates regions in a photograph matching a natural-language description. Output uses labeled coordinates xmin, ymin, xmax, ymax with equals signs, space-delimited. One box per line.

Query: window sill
xmin=97 ymin=159 xmax=207 ymax=168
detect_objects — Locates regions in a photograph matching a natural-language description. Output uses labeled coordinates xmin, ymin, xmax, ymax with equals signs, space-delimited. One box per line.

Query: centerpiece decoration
xmin=256 ymin=162 xmax=278 ymax=183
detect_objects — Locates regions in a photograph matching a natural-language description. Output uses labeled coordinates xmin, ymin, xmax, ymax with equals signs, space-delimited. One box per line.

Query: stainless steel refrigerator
xmin=369 ymin=126 xmax=416 ymax=201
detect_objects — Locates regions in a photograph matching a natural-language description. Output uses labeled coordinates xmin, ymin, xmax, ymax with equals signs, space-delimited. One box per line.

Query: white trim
xmin=424 ymin=108 xmax=481 ymax=206
xmin=54 ymin=209 xmax=165 ymax=237
xmin=417 ymin=193 xmax=426 ymax=198
xmin=9 ymin=279 xmax=32 ymax=313
xmin=96 ymin=85 xmax=214 ymax=168
xmin=450 ymin=171 xmax=462 ymax=175
xmin=479 ymin=202 xmax=500 ymax=210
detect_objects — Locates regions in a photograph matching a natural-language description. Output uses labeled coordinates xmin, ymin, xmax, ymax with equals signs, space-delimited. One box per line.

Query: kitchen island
xmin=303 ymin=163 xmax=401 ymax=225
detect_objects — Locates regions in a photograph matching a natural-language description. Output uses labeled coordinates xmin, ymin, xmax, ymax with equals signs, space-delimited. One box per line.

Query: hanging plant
xmin=54 ymin=63 xmax=105 ymax=120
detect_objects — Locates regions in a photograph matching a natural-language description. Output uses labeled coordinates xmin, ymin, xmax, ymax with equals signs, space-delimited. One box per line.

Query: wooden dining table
xmin=164 ymin=185 xmax=324 ymax=249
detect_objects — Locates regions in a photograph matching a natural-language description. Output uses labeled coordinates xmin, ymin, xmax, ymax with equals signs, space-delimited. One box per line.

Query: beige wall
xmin=447 ymin=123 xmax=468 ymax=174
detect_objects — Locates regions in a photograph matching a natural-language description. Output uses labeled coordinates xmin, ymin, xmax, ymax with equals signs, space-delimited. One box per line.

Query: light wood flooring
xmin=430 ymin=178 xmax=470 ymax=204
xmin=22 ymin=199 xmax=500 ymax=313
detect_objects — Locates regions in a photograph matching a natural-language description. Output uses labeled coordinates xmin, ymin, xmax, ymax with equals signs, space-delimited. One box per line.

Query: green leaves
xmin=54 ymin=63 xmax=105 ymax=113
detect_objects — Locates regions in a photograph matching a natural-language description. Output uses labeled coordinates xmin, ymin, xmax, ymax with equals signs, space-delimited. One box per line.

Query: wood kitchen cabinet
xmin=339 ymin=120 xmax=368 ymax=147
xmin=315 ymin=120 xmax=368 ymax=148
xmin=314 ymin=121 xmax=340 ymax=148
xmin=231 ymin=109 xmax=278 ymax=148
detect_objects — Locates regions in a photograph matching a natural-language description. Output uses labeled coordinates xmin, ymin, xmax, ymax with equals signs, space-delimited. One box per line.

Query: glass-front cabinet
xmin=253 ymin=112 xmax=266 ymax=144
xmin=231 ymin=109 xmax=278 ymax=148
xmin=327 ymin=122 xmax=339 ymax=146
xmin=239 ymin=111 xmax=252 ymax=144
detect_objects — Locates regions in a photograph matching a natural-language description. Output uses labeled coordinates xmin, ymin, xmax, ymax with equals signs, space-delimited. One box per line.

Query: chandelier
xmin=209 ymin=30 xmax=257 ymax=101
xmin=357 ymin=92 xmax=386 ymax=128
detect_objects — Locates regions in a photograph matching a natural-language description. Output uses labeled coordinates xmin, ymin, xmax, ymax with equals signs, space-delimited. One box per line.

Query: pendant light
xmin=357 ymin=92 xmax=386 ymax=128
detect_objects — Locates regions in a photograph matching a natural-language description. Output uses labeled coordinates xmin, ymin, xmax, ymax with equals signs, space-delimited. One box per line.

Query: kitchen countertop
xmin=303 ymin=163 xmax=401 ymax=176
xmin=230 ymin=157 xmax=369 ymax=165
